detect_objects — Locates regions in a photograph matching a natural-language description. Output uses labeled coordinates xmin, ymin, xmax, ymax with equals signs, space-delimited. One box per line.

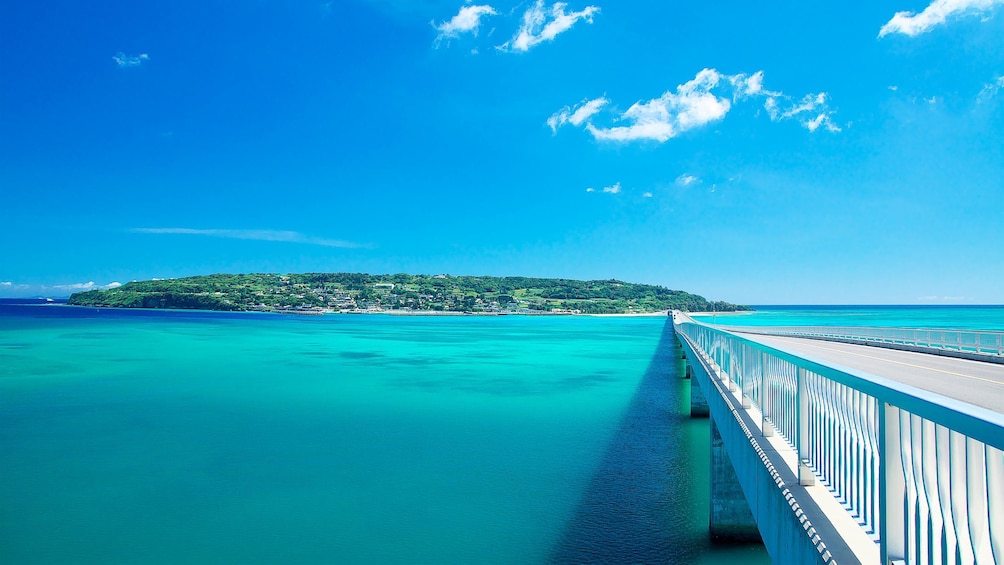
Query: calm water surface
xmin=0 ymin=304 xmax=767 ymax=564
xmin=694 ymin=305 xmax=1004 ymax=330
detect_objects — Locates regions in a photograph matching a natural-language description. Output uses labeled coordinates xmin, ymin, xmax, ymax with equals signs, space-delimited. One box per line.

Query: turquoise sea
xmin=693 ymin=305 xmax=1004 ymax=331
xmin=0 ymin=303 xmax=768 ymax=564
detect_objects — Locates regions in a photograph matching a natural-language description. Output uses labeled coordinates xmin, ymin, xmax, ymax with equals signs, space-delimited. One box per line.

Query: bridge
xmin=672 ymin=312 xmax=1004 ymax=564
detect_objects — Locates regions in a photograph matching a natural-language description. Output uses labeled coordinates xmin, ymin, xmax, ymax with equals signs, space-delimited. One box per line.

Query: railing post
xmin=761 ymin=350 xmax=773 ymax=437
xmin=879 ymin=403 xmax=905 ymax=564
xmin=741 ymin=346 xmax=752 ymax=409
xmin=797 ymin=366 xmax=814 ymax=486
xmin=728 ymin=342 xmax=739 ymax=392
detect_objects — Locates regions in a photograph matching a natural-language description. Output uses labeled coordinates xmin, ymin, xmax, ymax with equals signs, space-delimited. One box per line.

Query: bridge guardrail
xmin=711 ymin=324 xmax=1004 ymax=361
xmin=674 ymin=312 xmax=1004 ymax=565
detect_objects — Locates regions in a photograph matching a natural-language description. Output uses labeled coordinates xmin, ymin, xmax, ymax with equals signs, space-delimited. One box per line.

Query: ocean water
xmin=0 ymin=303 xmax=768 ymax=564
xmin=693 ymin=305 xmax=1004 ymax=331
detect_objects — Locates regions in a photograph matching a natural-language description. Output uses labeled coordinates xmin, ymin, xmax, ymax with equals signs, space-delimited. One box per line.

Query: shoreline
xmin=56 ymin=303 xmax=673 ymax=318
xmin=275 ymin=309 xmax=673 ymax=318
xmin=584 ymin=311 xmax=669 ymax=317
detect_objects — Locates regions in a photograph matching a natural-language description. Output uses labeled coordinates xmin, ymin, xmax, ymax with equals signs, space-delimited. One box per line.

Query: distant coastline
xmin=44 ymin=303 xmax=673 ymax=318
xmin=66 ymin=273 xmax=751 ymax=316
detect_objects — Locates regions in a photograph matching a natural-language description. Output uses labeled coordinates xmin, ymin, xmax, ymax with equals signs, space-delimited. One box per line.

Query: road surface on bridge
xmin=737 ymin=333 xmax=1004 ymax=414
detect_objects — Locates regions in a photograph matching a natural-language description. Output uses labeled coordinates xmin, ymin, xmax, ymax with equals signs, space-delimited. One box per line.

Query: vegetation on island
xmin=67 ymin=273 xmax=751 ymax=315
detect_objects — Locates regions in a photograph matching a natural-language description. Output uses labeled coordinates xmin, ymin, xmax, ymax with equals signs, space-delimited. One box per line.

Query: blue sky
xmin=1 ymin=0 xmax=1002 ymax=303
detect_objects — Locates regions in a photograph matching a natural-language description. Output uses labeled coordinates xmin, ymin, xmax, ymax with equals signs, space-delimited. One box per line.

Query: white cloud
xmin=676 ymin=174 xmax=699 ymax=186
xmin=500 ymin=1 xmax=599 ymax=52
xmin=744 ymin=71 xmax=765 ymax=96
xmin=585 ymin=120 xmax=676 ymax=142
xmin=804 ymin=114 xmax=834 ymax=132
xmin=765 ymin=92 xmax=841 ymax=132
xmin=889 ymin=85 xmax=899 ymax=91
xmin=642 ymin=191 xmax=653 ymax=198
xmin=879 ymin=0 xmax=1003 ymax=37
xmin=585 ymin=69 xmax=731 ymax=142
xmin=728 ymin=71 xmax=774 ymax=98
xmin=53 ymin=281 xmax=122 ymax=292
xmin=434 ymin=4 xmax=498 ymax=45
xmin=554 ymin=68 xmax=840 ymax=143
xmin=585 ymin=187 xmax=596 ymax=192
xmin=547 ymin=97 xmax=608 ymax=132
xmin=0 ymin=281 xmax=122 ymax=298
xmin=978 ymin=75 xmax=1004 ymax=102
xmin=602 ymin=182 xmax=621 ymax=194
xmin=112 ymin=52 xmax=149 ymax=68
xmin=131 ymin=228 xmax=367 ymax=248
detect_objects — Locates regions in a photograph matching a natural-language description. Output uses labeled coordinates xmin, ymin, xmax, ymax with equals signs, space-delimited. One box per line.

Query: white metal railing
xmin=675 ymin=312 xmax=1004 ymax=565
xmin=714 ymin=324 xmax=1004 ymax=359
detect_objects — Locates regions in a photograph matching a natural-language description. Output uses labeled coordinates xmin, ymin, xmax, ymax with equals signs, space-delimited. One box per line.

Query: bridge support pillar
xmin=689 ymin=364 xmax=709 ymax=417
xmin=709 ymin=417 xmax=759 ymax=541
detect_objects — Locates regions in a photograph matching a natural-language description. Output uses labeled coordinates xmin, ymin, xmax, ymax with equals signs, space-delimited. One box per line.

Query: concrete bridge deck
xmin=736 ymin=333 xmax=1004 ymax=413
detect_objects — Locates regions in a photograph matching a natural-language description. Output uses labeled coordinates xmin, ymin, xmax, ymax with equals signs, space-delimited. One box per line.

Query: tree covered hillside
xmin=68 ymin=273 xmax=751 ymax=314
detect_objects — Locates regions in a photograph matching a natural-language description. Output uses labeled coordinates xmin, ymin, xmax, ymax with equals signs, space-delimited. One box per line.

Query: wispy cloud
xmin=547 ymin=97 xmax=609 ymax=132
xmin=434 ymin=4 xmax=498 ymax=46
xmin=550 ymin=68 xmax=840 ymax=143
xmin=642 ymin=191 xmax=653 ymax=198
xmin=978 ymin=75 xmax=1004 ymax=102
xmin=499 ymin=1 xmax=599 ymax=52
xmin=0 ymin=281 xmax=123 ymax=298
xmin=585 ymin=187 xmax=596 ymax=192
xmin=918 ymin=295 xmax=967 ymax=302
xmin=879 ymin=0 xmax=1003 ymax=37
xmin=53 ymin=281 xmax=123 ymax=292
xmin=602 ymin=182 xmax=621 ymax=194
xmin=113 ymin=52 xmax=149 ymax=68
xmin=131 ymin=228 xmax=367 ymax=248
xmin=765 ymin=92 xmax=841 ymax=132
xmin=676 ymin=174 xmax=700 ymax=186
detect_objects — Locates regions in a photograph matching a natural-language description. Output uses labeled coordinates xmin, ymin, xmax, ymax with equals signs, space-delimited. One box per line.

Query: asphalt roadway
xmin=738 ymin=334 xmax=1004 ymax=414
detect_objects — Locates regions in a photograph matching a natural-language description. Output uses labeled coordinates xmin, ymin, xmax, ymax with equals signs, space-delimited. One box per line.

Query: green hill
xmin=67 ymin=273 xmax=751 ymax=314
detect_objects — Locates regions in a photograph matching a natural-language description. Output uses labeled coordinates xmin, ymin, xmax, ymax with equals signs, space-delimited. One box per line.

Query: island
xmin=67 ymin=273 xmax=752 ymax=315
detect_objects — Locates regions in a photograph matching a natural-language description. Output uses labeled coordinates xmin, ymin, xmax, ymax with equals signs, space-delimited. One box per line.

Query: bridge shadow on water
xmin=547 ymin=319 xmax=768 ymax=565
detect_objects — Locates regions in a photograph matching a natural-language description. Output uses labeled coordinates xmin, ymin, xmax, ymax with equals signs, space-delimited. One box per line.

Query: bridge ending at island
xmin=673 ymin=311 xmax=1004 ymax=564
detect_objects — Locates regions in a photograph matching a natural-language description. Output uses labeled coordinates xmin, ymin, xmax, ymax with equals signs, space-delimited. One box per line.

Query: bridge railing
xmin=711 ymin=324 xmax=1004 ymax=358
xmin=674 ymin=313 xmax=1004 ymax=565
